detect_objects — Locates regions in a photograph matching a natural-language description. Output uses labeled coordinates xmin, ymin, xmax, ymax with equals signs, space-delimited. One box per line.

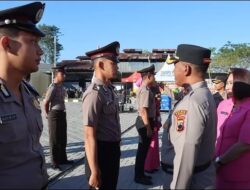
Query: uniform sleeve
xmin=139 ymin=90 xmax=150 ymax=108
xmin=171 ymin=101 xmax=207 ymax=189
xmin=45 ymin=85 xmax=55 ymax=103
xmin=82 ymin=91 xmax=102 ymax=128
xmin=239 ymin=110 xmax=250 ymax=144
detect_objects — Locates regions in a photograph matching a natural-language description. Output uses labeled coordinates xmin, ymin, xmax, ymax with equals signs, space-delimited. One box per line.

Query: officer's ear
xmin=183 ymin=63 xmax=192 ymax=76
xmin=0 ymin=36 xmax=11 ymax=50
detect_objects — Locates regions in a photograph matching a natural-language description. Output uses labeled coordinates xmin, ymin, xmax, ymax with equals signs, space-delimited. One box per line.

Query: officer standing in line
xmin=212 ymin=75 xmax=227 ymax=107
xmin=0 ymin=2 xmax=48 ymax=189
xmin=44 ymin=66 xmax=74 ymax=169
xmin=134 ymin=64 xmax=156 ymax=185
xmin=163 ymin=44 xmax=217 ymax=189
xmin=82 ymin=41 xmax=121 ymax=190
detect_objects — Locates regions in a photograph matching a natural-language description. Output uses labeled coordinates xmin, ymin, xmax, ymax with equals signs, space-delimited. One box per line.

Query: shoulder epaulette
xmin=0 ymin=82 xmax=11 ymax=98
xmin=93 ymin=84 xmax=101 ymax=91
xmin=22 ymin=80 xmax=40 ymax=97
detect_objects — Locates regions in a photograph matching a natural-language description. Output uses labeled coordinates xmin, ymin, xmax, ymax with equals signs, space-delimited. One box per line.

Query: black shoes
xmin=145 ymin=169 xmax=158 ymax=173
xmin=60 ymin=160 xmax=74 ymax=165
xmin=144 ymin=174 xmax=152 ymax=180
xmin=134 ymin=176 xmax=152 ymax=185
xmin=51 ymin=164 xmax=62 ymax=170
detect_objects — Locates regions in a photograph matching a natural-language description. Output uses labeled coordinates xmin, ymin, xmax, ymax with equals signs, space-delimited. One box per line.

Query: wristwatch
xmin=215 ymin=156 xmax=224 ymax=166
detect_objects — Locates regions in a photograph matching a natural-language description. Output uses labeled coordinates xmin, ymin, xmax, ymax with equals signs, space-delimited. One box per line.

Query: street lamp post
xmin=51 ymin=35 xmax=57 ymax=82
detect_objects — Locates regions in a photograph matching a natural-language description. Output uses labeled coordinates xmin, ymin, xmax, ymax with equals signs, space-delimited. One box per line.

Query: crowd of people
xmin=0 ymin=2 xmax=250 ymax=190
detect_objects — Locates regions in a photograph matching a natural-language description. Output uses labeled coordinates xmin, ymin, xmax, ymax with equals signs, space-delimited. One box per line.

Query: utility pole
xmin=51 ymin=35 xmax=57 ymax=82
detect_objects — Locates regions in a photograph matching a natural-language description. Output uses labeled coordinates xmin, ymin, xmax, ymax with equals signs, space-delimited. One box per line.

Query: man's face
xmin=55 ymin=71 xmax=65 ymax=82
xmin=173 ymin=61 xmax=186 ymax=87
xmin=103 ymin=58 xmax=118 ymax=79
xmin=213 ymin=81 xmax=225 ymax=91
xmin=7 ymin=31 xmax=43 ymax=75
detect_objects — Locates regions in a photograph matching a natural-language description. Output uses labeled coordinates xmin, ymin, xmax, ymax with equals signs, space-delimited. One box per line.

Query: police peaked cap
xmin=0 ymin=2 xmax=45 ymax=37
xmin=137 ymin=64 xmax=156 ymax=74
xmin=86 ymin=41 xmax=120 ymax=63
xmin=52 ymin=65 xmax=65 ymax=73
xmin=212 ymin=75 xmax=228 ymax=84
xmin=166 ymin=44 xmax=211 ymax=66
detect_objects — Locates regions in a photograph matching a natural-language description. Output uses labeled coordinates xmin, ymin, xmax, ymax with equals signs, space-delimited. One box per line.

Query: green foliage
xmin=38 ymin=24 xmax=63 ymax=65
xmin=210 ymin=41 xmax=250 ymax=72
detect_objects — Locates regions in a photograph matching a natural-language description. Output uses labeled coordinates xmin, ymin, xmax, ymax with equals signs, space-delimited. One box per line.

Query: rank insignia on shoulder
xmin=174 ymin=110 xmax=187 ymax=132
xmin=33 ymin=98 xmax=41 ymax=110
xmin=0 ymin=83 xmax=11 ymax=98
xmin=93 ymin=84 xmax=100 ymax=91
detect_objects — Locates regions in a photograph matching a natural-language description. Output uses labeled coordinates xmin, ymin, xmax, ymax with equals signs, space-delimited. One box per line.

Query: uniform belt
xmin=161 ymin=161 xmax=211 ymax=175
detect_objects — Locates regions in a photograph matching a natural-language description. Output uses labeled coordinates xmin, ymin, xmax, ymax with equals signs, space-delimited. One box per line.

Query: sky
xmin=1 ymin=1 xmax=250 ymax=62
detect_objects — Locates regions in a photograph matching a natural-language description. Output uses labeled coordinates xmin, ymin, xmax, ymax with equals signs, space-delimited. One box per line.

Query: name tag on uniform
xmin=0 ymin=114 xmax=17 ymax=125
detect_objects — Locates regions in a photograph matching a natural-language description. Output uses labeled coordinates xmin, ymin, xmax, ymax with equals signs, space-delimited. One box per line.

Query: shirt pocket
xmin=103 ymin=101 xmax=116 ymax=115
xmin=0 ymin=121 xmax=26 ymax=143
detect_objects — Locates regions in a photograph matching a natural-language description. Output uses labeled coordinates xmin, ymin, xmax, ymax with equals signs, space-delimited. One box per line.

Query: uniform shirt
xmin=45 ymin=83 xmax=66 ymax=111
xmin=0 ymin=79 xmax=48 ymax=188
xmin=216 ymin=97 xmax=250 ymax=182
xmin=168 ymin=81 xmax=217 ymax=189
xmin=137 ymin=84 xmax=156 ymax=121
xmin=82 ymin=77 xmax=121 ymax=142
xmin=213 ymin=91 xmax=227 ymax=108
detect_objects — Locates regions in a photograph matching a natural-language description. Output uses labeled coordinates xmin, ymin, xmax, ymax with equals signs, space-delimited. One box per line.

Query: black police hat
xmin=86 ymin=41 xmax=120 ymax=63
xmin=212 ymin=75 xmax=228 ymax=84
xmin=137 ymin=64 xmax=156 ymax=75
xmin=0 ymin=2 xmax=45 ymax=37
xmin=52 ymin=65 xmax=65 ymax=73
xmin=166 ymin=44 xmax=211 ymax=66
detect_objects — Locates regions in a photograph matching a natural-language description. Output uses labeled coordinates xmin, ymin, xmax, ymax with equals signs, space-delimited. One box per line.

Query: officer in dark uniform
xmin=44 ymin=66 xmax=73 ymax=169
xmin=134 ymin=64 xmax=156 ymax=185
xmin=0 ymin=2 xmax=48 ymax=189
xmin=163 ymin=44 xmax=217 ymax=189
xmin=212 ymin=75 xmax=227 ymax=107
xmin=82 ymin=41 xmax=121 ymax=190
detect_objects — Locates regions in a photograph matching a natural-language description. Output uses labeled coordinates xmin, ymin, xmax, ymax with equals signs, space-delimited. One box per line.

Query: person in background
xmin=212 ymin=75 xmax=227 ymax=107
xmin=134 ymin=64 xmax=156 ymax=185
xmin=0 ymin=2 xmax=48 ymax=189
xmin=144 ymin=83 xmax=162 ymax=173
xmin=44 ymin=66 xmax=74 ymax=170
xmin=215 ymin=68 xmax=250 ymax=189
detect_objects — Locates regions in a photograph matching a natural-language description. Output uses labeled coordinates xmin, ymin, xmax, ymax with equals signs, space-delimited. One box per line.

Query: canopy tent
xmin=155 ymin=63 xmax=175 ymax=82
xmin=121 ymin=72 xmax=141 ymax=83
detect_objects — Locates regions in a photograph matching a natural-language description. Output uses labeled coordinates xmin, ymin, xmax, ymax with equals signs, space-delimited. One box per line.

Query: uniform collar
xmin=188 ymin=81 xmax=207 ymax=93
xmin=92 ymin=77 xmax=108 ymax=87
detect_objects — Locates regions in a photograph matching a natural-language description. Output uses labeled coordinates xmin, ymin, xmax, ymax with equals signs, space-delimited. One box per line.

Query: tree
xmin=38 ymin=24 xmax=63 ymax=65
xmin=212 ymin=41 xmax=250 ymax=71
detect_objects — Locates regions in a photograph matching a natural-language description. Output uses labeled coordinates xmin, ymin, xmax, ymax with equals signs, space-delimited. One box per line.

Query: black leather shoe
xmin=60 ymin=160 xmax=74 ymax=165
xmin=144 ymin=174 xmax=152 ymax=180
xmin=51 ymin=164 xmax=62 ymax=170
xmin=134 ymin=176 xmax=152 ymax=185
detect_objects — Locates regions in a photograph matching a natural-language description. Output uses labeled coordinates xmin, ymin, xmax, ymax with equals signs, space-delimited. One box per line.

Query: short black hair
xmin=0 ymin=27 xmax=19 ymax=37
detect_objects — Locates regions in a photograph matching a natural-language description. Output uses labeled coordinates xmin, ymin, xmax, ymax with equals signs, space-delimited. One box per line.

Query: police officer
xmin=163 ymin=44 xmax=217 ymax=189
xmin=134 ymin=64 xmax=156 ymax=185
xmin=0 ymin=2 xmax=48 ymax=189
xmin=44 ymin=66 xmax=73 ymax=169
xmin=82 ymin=41 xmax=121 ymax=190
xmin=212 ymin=75 xmax=227 ymax=107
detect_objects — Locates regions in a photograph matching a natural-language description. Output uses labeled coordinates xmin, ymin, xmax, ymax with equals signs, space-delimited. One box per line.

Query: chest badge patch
xmin=174 ymin=110 xmax=187 ymax=132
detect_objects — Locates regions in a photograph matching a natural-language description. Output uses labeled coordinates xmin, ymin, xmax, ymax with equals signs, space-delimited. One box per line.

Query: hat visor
xmin=16 ymin=25 xmax=45 ymax=37
xmin=212 ymin=79 xmax=222 ymax=84
xmin=166 ymin=55 xmax=179 ymax=65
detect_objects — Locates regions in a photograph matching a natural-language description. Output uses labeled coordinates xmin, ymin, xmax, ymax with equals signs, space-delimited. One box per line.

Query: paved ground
xmin=40 ymin=101 xmax=169 ymax=189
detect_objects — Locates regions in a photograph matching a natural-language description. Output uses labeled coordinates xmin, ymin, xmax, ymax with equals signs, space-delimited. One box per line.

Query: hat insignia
xmin=36 ymin=8 xmax=44 ymax=22
xmin=116 ymin=47 xmax=120 ymax=54
xmin=166 ymin=54 xmax=179 ymax=64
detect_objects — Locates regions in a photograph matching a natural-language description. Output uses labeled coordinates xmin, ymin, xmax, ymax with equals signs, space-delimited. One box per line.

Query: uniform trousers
xmin=134 ymin=117 xmax=154 ymax=178
xmin=48 ymin=110 xmax=67 ymax=165
xmin=85 ymin=140 xmax=121 ymax=190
